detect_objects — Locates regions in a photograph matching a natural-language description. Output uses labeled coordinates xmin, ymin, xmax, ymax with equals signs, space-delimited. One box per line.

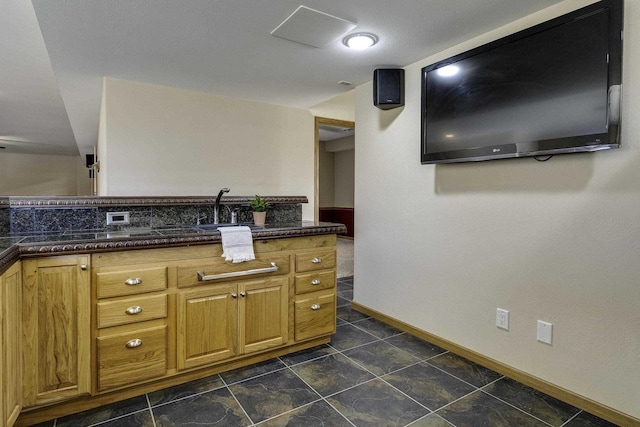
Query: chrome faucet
xmin=213 ymin=188 xmax=230 ymax=224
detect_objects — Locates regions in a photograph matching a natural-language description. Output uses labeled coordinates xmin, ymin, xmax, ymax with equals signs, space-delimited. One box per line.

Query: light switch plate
xmin=537 ymin=320 xmax=553 ymax=344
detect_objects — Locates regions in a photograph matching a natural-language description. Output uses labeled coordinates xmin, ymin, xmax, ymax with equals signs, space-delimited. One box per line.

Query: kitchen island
xmin=0 ymin=196 xmax=346 ymax=426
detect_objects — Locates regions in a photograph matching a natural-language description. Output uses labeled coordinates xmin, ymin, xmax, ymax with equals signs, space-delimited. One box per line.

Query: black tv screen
xmin=421 ymin=0 xmax=623 ymax=164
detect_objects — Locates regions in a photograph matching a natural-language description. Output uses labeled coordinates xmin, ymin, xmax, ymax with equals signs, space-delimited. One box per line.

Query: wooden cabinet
xmin=295 ymin=270 xmax=335 ymax=294
xmin=97 ymin=293 xmax=167 ymax=329
xmin=239 ymin=277 xmax=289 ymax=354
xmin=95 ymin=266 xmax=167 ymax=298
xmin=22 ymin=255 xmax=91 ymax=407
xmin=176 ymin=254 xmax=290 ymax=288
xmin=177 ymin=283 xmax=237 ymax=370
xmin=14 ymin=234 xmax=339 ymax=426
xmin=294 ymin=247 xmax=337 ymax=342
xmin=93 ymin=259 xmax=169 ymax=392
xmin=177 ymin=276 xmax=288 ymax=371
xmin=295 ymin=249 xmax=336 ymax=273
xmin=97 ymin=325 xmax=167 ymax=391
xmin=1 ymin=262 xmax=22 ymax=427
xmin=295 ymin=289 xmax=336 ymax=341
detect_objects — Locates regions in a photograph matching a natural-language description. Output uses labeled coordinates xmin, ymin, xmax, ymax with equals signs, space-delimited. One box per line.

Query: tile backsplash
xmin=7 ymin=202 xmax=302 ymax=235
xmin=0 ymin=208 xmax=8 ymax=234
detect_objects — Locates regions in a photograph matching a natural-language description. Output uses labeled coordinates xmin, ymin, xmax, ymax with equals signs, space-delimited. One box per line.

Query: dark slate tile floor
xmin=34 ymin=276 xmax=619 ymax=427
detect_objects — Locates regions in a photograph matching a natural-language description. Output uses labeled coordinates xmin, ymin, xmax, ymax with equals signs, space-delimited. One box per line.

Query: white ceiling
xmin=0 ymin=0 xmax=77 ymax=155
xmin=319 ymin=124 xmax=354 ymax=142
xmin=2 ymin=0 xmax=565 ymax=157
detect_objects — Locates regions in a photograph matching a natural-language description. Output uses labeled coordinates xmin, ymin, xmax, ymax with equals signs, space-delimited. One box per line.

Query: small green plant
xmin=249 ymin=194 xmax=269 ymax=212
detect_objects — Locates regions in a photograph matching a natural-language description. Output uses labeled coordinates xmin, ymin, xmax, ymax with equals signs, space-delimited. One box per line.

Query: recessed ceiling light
xmin=338 ymin=80 xmax=353 ymax=86
xmin=343 ymin=33 xmax=378 ymax=50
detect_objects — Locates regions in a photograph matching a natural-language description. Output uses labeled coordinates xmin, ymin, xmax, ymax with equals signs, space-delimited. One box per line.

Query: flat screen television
xmin=421 ymin=0 xmax=623 ymax=164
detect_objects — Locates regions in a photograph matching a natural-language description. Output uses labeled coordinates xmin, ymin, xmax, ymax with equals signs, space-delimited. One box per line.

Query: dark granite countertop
xmin=0 ymin=195 xmax=308 ymax=207
xmin=0 ymin=221 xmax=347 ymax=274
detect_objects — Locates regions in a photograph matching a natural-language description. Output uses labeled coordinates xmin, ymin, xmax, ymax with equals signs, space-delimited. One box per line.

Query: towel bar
xmin=197 ymin=262 xmax=278 ymax=281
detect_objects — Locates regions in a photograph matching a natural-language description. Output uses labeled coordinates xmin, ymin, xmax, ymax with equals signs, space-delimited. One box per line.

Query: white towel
xmin=219 ymin=226 xmax=255 ymax=263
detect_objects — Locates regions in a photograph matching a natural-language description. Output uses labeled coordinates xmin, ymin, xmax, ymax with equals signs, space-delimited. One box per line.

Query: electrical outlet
xmin=106 ymin=211 xmax=130 ymax=225
xmin=496 ymin=308 xmax=509 ymax=330
xmin=537 ymin=320 xmax=553 ymax=344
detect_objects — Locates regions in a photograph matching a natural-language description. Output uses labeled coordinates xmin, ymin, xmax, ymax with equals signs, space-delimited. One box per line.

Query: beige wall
xmin=319 ymin=143 xmax=335 ymax=207
xmin=354 ymin=0 xmax=639 ymax=419
xmin=75 ymin=156 xmax=92 ymax=196
xmin=0 ymin=152 xmax=89 ymax=195
xmin=309 ymin=90 xmax=355 ymax=122
xmin=334 ymin=148 xmax=354 ymax=208
xmin=320 ymin=135 xmax=355 ymax=208
xmin=98 ymin=77 xmax=315 ymax=219
xmin=97 ymin=80 xmax=107 ymax=195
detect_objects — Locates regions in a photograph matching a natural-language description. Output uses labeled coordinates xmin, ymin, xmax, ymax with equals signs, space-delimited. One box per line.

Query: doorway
xmin=315 ymin=117 xmax=354 ymax=278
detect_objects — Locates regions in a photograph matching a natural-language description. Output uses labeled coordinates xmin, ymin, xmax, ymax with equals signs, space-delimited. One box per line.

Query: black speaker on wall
xmin=373 ymin=68 xmax=404 ymax=110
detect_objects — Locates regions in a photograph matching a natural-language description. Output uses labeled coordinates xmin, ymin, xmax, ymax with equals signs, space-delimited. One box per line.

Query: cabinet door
xmin=239 ymin=277 xmax=289 ymax=355
xmin=22 ymin=256 xmax=91 ymax=407
xmin=177 ymin=284 xmax=237 ymax=370
xmin=2 ymin=262 xmax=22 ymax=427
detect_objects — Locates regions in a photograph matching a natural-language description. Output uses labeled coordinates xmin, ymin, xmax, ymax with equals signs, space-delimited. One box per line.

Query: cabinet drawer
xmin=177 ymin=254 xmax=290 ymax=288
xmin=97 ymin=294 xmax=167 ymax=329
xmin=97 ymin=325 xmax=167 ymax=391
xmin=296 ymin=249 xmax=336 ymax=273
xmin=96 ymin=266 xmax=167 ymax=298
xmin=295 ymin=270 xmax=336 ymax=295
xmin=295 ymin=290 xmax=336 ymax=341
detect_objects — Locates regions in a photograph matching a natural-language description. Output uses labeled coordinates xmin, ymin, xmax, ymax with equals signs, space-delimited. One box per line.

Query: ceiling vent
xmin=271 ymin=6 xmax=356 ymax=48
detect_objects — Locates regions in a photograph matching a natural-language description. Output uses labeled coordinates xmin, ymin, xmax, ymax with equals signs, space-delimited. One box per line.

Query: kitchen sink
xmin=192 ymin=223 xmax=263 ymax=232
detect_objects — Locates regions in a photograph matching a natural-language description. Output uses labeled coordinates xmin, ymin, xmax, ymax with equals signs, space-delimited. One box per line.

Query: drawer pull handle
xmin=311 ymin=257 xmax=322 ymax=264
xmin=125 ymin=306 xmax=142 ymax=315
xmin=125 ymin=339 xmax=142 ymax=348
xmin=311 ymin=304 xmax=321 ymax=310
xmin=240 ymin=291 xmax=246 ymax=297
xmin=80 ymin=264 xmax=88 ymax=271
xmin=231 ymin=293 xmax=238 ymax=299
xmin=311 ymin=279 xmax=321 ymax=285
xmin=125 ymin=277 xmax=142 ymax=286
xmin=198 ymin=262 xmax=278 ymax=281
